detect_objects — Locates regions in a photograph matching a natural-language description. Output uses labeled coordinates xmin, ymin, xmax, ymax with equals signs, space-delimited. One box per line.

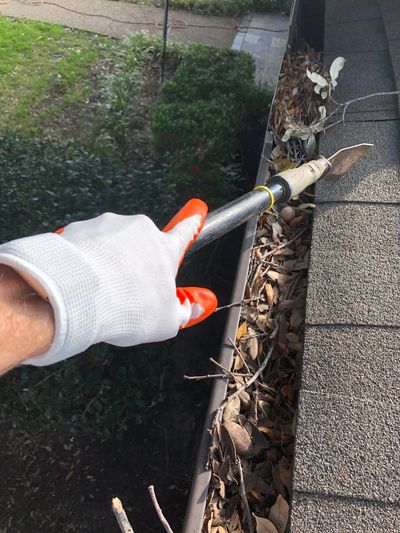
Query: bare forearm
xmin=0 ymin=265 xmax=55 ymax=374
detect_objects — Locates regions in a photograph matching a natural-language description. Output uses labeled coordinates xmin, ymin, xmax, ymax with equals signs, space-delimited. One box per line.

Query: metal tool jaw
xmin=187 ymin=143 xmax=374 ymax=255
xmin=266 ymin=156 xmax=332 ymax=202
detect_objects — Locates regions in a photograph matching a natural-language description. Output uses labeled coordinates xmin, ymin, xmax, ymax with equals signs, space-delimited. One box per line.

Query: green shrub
xmin=0 ymin=343 xmax=172 ymax=440
xmin=0 ymin=34 xmax=271 ymax=440
xmin=0 ymin=131 xmax=176 ymax=440
xmin=150 ymin=43 xmax=271 ymax=203
xmin=151 ymin=98 xmax=237 ymax=160
xmin=98 ymin=35 xmax=271 ymax=207
xmin=122 ymin=0 xmax=291 ymax=16
xmin=255 ymin=0 xmax=292 ymax=12
xmin=158 ymin=45 xmax=256 ymax=104
xmin=98 ymin=33 xmax=185 ymax=155
xmin=0 ymin=131 xmax=176 ymax=243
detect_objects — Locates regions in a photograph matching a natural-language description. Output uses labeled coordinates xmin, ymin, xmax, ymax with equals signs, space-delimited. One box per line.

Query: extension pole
xmin=160 ymin=0 xmax=169 ymax=84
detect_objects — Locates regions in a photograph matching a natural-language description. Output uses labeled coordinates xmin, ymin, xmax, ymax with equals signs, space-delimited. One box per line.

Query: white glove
xmin=0 ymin=199 xmax=217 ymax=366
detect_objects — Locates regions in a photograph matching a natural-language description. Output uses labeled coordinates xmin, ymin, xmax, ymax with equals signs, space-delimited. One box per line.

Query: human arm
xmin=0 ymin=199 xmax=217 ymax=370
xmin=0 ymin=265 xmax=54 ymax=374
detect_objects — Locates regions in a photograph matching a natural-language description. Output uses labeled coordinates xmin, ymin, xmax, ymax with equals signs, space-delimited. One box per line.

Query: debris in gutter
xmin=202 ymin=48 xmax=324 ymax=533
xmin=204 ymin=200 xmax=311 ymax=533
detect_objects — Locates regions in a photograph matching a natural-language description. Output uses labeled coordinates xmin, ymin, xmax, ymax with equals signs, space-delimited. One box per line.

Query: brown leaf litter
xmin=202 ymin=48 xmax=324 ymax=533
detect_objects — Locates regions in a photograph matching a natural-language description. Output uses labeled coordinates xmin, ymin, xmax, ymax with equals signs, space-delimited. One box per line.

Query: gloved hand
xmin=0 ymin=199 xmax=217 ymax=366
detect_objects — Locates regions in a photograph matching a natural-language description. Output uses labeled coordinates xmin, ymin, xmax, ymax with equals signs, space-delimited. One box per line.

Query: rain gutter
xmin=182 ymin=2 xmax=303 ymax=531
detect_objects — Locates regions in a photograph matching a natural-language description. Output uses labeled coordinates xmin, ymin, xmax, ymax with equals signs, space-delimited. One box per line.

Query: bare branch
xmin=112 ymin=498 xmax=135 ymax=533
xmin=148 ymin=485 xmax=174 ymax=533
xmin=209 ymin=356 xmax=235 ymax=377
xmin=236 ymin=458 xmax=254 ymax=533
xmin=227 ymin=336 xmax=251 ymax=374
xmin=325 ymin=90 xmax=400 ymax=130
xmin=183 ymin=373 xmax=228 ymax=381
xmin=215 ymin=297 xmax=261 ymax=312
xmin=262 ymin=225 xmax=308 ymax=259
xmin=219 ymin=339 xmax=276 ymax=413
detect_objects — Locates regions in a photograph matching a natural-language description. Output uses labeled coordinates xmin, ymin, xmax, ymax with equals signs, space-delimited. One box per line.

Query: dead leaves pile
xmin=202 ymin=46 xmax=323 ymax=533
xmin=269 ymin=48 xmax=326 ymax=163
xmin=204 ymin=204 xmax=311 ymax=533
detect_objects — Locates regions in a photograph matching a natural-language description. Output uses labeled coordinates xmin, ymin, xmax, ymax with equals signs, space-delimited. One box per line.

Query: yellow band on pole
xmin=253 ymin=185 xmax=275 ymax=210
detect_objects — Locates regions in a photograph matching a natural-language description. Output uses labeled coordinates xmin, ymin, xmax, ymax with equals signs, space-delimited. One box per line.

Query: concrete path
xmin=232 ymin=11 xmax=289 ymax=84
xmin=0 ymin=0 xmax=237 ymax=47
xmin=290 ymin=1 xmax=400 ymax=531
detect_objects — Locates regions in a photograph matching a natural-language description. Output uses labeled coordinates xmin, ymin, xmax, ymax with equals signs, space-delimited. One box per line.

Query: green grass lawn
xmin=0 ymin=18 xmax=113 ymax=137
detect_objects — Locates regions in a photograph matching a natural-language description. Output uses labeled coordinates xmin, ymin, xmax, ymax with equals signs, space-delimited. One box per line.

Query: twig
xmin=184 ymin=372 xmax=252 ymax=381
xmin=219 ymin=340 xmax=276 ymax=412
xmin=251 ymin=389 xmax=259 ymax=422
xmin=227 ymin=337 xmax=251 ymax=374
xmin=236 ymin=458 xmax=254 ymax=533
xmin=209 ymin=356 xmax=235 ymax=376
xmin=112 ymin=498 xmax=135 ymax=533
xmin=285 ymin=271 xmax=303 ymax=300
xmin=260 ymin=260 xmax=290 ymax=272
xmin=215 ymin=297 xmax=261 ymax=312
xmin=262 ymin=225 xmax=308 ymax=259
xmin=325 ymin=90 xmax=400 ymax=130
xmin=148 ymin=485 xmax=174 ymax=533
xmin=183 ymin=373 xmax=229 ymax=381
xmin=253 ymin=240 xmax=274 ymax=250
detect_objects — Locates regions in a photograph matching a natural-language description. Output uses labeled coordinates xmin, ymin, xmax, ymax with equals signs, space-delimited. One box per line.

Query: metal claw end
xmin=325 ymin=143 xmax=374 ymax=181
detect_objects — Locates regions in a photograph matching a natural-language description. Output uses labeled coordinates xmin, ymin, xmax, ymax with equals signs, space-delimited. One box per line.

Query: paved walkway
xmin=291 ymin=0 xmax=400 ymax=531
xmin=0 ymin=0 xmax=237 ymax=47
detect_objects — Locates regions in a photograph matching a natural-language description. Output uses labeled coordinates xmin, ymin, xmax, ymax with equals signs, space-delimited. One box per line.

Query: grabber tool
xmin=187 ymin=143 xmax=373 ymax=255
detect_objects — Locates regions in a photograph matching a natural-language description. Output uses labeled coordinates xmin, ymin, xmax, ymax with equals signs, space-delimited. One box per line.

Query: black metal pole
xmin=160 ymin=0 xmax=169 ymax=85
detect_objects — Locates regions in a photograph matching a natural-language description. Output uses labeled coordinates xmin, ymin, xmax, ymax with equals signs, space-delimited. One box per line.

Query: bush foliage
xmin=0 ymin=343 xmax=172 ymax=440
xmin=150 ymin=44 xmax=271 ymax=203
xmin=0 ymin=131 xmax=176 ymax=243
xmin=123 ymin=0 xmax=292 ymax=16
xmin=0 ymin=33 xmax=270 ymax=439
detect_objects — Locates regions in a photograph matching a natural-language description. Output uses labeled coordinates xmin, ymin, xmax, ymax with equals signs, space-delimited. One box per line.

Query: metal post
xmin=160 ymin=0 xmax=169 ymax=85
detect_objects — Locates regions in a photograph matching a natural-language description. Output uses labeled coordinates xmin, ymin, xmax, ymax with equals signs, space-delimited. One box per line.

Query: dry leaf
xmin=239 ymin=391 xmax=251 ymax=410
xmin=223 ymin=421 xmax=254 ymax=457
xmin=289 ymin=308 xmax=305 ymax=330
xmin=277 ymin=469 xmax=290 ymax=491
xmin=288 ymin=215 xmax=304 ymax=227
xmin=250 ymin=489 xmax=263 ymax=501
xmin=223 ymin=397 xmax=241 ymax=423
xmin=268 ymin=271 xmax=290 ymax=286
xmin=236 ymin=321 xmax=248 ymax=340
xmin=228 ymin=510 xmax=241 ymax=532
xmin=253 ymin=514 xmax=279 ymax=533
xmin=272 ymin=465 xmax=286 ymax=496
xmin=306 ymin=68 xmax=328 ymax=87
xmin=297 ymin=203 xmax=316 ymax=210
xmin=258 ymin=424 xmax=281 ymax=442
xmin=281 ymin=384 xmax=295 ymax=403
xmin=256 ymin=314 xmax=268 ymax=331
xmin=233 ymin=355 xmax=244 ymax=371
xmin=269 ymin=495 xmax=289 ymax=533
xmin=248 ymin=336 xmax=259 ymax=360
xmin=264 ymin=283 xmax=274 ymax=305
xmin=329 ymin=56 xmax=345 ymax=86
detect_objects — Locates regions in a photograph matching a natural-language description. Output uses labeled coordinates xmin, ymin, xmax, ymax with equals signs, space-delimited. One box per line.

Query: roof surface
xmin=290 ymin=1 xmax=400 ymax=531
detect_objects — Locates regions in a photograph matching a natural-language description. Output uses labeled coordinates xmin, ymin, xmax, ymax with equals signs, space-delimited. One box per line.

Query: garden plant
xmin=0 ymin=22 xmax=271 ymax=442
